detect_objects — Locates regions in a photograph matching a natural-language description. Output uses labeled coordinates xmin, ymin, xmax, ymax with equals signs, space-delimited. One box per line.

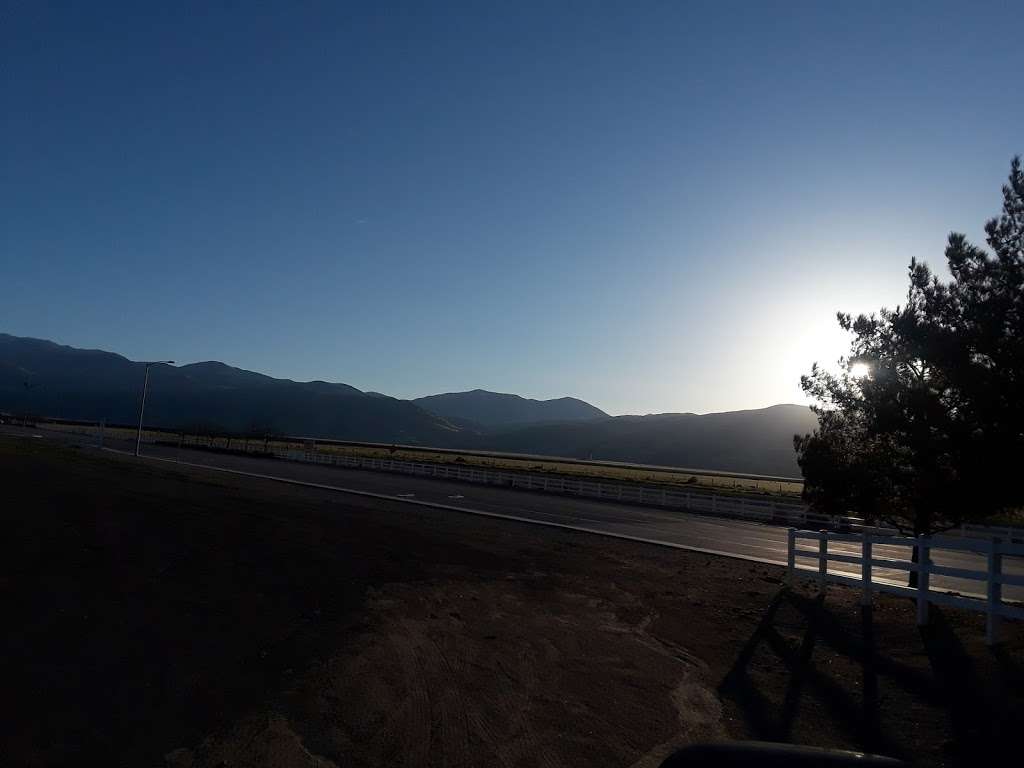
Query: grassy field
xmin=297 ymin=443 xmax=805 ymax=496
xmin=40 ymin=421 xmax=805 ymax=497
xmin=2 ymin=435 xmax=1022 ymax=767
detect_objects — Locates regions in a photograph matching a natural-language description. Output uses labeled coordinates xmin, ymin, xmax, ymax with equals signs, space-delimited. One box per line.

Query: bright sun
xmin=850 ymin=362 xmax=871 ymax=379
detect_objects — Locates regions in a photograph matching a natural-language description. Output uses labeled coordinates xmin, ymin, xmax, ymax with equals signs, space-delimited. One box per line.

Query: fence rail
xmin=25 ymin=416 xmax=1024 ymax=542
xmin=273 ymin=446 xmax=1024 ymax=541
xmin=274 ymin=448 xmax=859 ymax=530
xmin=786 ymin=528 xmax=1024 ymax=645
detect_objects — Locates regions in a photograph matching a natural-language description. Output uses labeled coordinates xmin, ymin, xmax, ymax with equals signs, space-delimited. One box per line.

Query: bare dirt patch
xmin=1 ymin=437 xmax=1021 ymax=767
xmin=194 ymin=576 xmax=725 ymax=768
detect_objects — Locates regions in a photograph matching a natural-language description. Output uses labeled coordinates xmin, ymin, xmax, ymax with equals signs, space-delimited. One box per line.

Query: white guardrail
xmin=33 ymin=419 xmax=1024 ymax=542
xmin=276 ymin=448 xmax=846 ymax=528
xmin=787 ymin=529 xmax=1024 ymax=645
xmin=271 ymin=448 xmax=1024 ymax=542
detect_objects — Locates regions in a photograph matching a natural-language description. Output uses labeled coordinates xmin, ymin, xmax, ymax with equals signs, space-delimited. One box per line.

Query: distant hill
xmin=0 ymin=334 xmax=460 ymax=444
xmin=0 ymin=333 xmax=815 ymax=475
xmin=414 ymin=389 xmax=608 ymax=428
xmin=470 ymin=405 xmax=818 ymax=477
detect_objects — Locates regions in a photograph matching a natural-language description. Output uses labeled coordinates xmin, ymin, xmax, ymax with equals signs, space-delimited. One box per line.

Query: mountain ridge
xmin=0 ymin=333 xmax=454 ymax=443
xmin=0 ymin=333 xmax=816 ymax=475
xmin=414 ymin=388 xmax=608 ymax=429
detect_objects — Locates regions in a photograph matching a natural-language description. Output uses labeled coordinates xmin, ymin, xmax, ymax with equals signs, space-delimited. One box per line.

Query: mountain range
xmin=0 ymin=333 xmax=816 ymax=476
xmin=413 ymin=389 xmax=607 ymax=428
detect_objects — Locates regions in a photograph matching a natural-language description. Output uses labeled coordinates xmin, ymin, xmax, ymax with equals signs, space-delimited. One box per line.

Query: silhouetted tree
xmin=796 ymin=157 xmax=1024 ymax=541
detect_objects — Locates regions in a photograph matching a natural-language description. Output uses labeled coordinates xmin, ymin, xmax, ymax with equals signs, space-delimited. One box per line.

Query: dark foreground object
xmin=661 ymin=741 xmax=903 ymax=767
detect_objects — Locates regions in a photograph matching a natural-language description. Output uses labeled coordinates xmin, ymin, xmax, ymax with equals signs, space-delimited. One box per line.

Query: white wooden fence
xmin=39 ymin=419 xmax=1024 ymax=542
xmin=276 ymin=448 xmax=853 ymax=529
xmin=271 ymin=448 xmax=1024 ymax=544
xmin=786 ymin=528 xmax=1024 ymax=645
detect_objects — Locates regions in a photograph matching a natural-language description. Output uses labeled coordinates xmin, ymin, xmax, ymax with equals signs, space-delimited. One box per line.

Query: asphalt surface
xmin=4 ymin=424 xmax=1022 ymax=601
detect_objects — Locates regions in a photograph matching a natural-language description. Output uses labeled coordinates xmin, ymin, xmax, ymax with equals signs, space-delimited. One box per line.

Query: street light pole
xmin=135 ymin=361 xmax=174 ymax=457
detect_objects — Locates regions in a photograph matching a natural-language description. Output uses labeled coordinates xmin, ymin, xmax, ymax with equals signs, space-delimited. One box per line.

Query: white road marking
xmin=92 ymin=445 xmax=1016 ymax=602
xmin=103 ymin=448 xmax=782 ymax=566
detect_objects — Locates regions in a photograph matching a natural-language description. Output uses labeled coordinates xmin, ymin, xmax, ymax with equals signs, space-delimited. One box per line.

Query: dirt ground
xmin=1 ymin=437 xmax=1021 ymax=767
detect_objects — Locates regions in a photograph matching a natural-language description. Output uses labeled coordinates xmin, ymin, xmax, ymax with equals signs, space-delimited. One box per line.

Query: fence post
xmin=916 ymin=535 xmax=930 ymax=626
xmin=786 ymin=528 xmax=796 ymax=585
xmin=861 ymin=533 xmax=873 ymax=606
xmin=986 ymin=538 xmax=1003 ymax=646
xmin=817 ymin=531 xmax=828 ymax=592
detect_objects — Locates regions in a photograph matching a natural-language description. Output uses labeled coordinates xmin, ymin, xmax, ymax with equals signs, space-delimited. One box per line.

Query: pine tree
xmin=796 ymin=157 xmax=1024 ymax=539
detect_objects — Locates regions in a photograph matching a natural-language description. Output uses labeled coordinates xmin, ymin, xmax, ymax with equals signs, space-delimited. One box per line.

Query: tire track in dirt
xmin=438 ymin=686 xmax=471 ymax=768
xmin=427 ymin=626 xmax=472 ymax=768
xmin=388 ymin=627 xmax=433 ymax=768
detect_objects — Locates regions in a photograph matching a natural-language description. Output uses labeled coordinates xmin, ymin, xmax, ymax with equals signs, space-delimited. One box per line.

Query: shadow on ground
xmin=719 ymin=587 xmax=1024 ymax=766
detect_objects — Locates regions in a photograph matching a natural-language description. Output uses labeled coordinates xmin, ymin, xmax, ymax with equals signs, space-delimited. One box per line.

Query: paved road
xmin=5 ymin=424 xmax=1022 ymax=601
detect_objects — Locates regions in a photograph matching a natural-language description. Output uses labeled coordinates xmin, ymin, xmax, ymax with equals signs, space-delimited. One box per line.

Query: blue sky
xmin=3 ymin=2 xmax=1021 ymax=415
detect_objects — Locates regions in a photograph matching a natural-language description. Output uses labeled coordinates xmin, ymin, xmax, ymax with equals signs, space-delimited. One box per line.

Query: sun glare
xmin=850 ymin=362 xmax=871 ymax=379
